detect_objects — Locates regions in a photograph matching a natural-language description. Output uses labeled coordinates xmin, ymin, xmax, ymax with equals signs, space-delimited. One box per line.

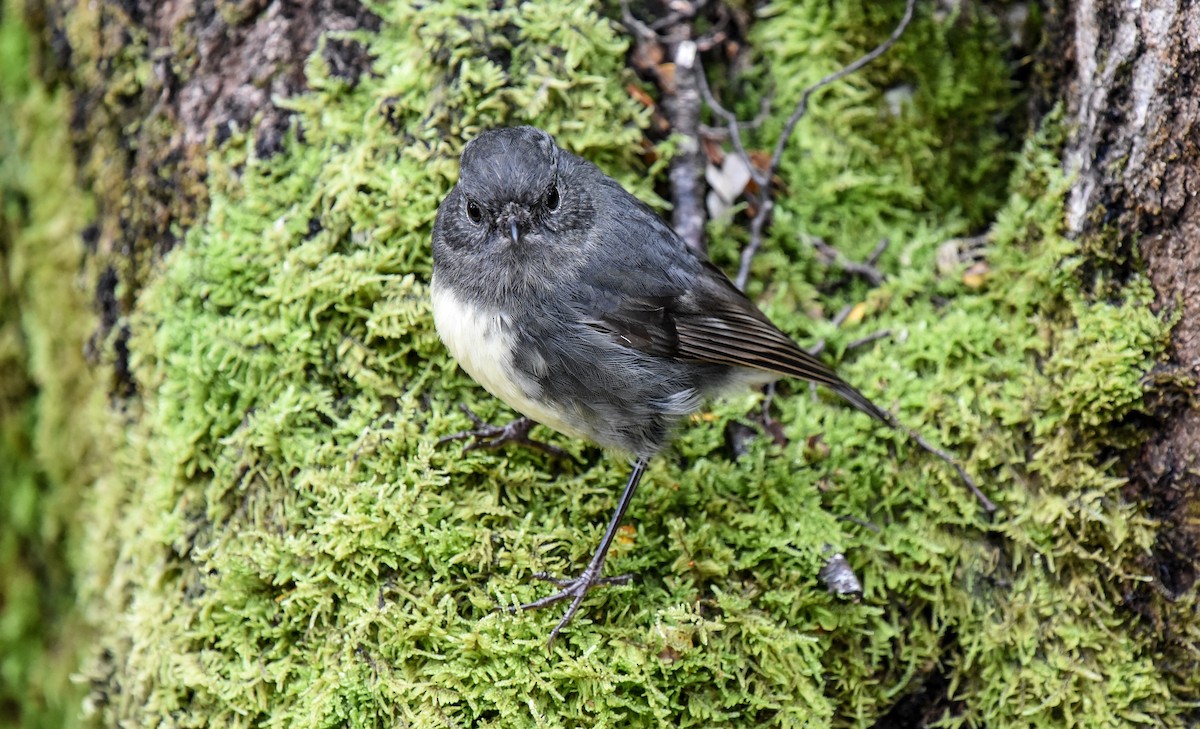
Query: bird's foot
xmin=437 ymin=404 xmax=570 ymax=460
xmin=510 ymin=569 xmax=634 ymax=645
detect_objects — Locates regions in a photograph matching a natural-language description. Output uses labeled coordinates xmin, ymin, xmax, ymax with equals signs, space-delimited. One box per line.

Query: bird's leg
xmin=511 ymin=459 xmax=648 ymax=646
xmin=437 ymin=403 xmax=570 ymax=460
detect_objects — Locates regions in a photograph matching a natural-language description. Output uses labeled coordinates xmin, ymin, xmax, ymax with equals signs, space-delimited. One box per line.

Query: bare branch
xmin=811 ymin=236 xmax=889 ymax=287
xmin=664 ymin=41 xmax=707 ymax=254
xmin=695 ymin=59 xmax=758 ymax=186
xmin=717 ymin=0 xmax=917 ymax=289
xmin=845 ymin=329 xmax=891 ymax=351
xmin=619 ymin=0 xmax=654 ymax=39
xmin=622 ymin=1 xmax=708 ymax=254
xmin=893 ymin=418 xmax=997 ymax=514
xmin=865 ymin=237 xmax=889 ymax=267
xmin=735 ymin=196 xmax=773 ymax=290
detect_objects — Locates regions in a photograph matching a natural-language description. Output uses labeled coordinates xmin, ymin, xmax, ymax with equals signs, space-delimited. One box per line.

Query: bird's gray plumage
xmin=431 ymin=126 xmax=886 ymax=460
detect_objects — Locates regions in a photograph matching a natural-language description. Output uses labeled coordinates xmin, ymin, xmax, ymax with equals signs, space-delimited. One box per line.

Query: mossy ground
xmin=2 ymin=0 xmax=1196 ymax=726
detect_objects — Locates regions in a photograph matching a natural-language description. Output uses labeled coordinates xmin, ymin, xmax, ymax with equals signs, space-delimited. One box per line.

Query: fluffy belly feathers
xmin=430 ymin=277 xmax=591 ymax=441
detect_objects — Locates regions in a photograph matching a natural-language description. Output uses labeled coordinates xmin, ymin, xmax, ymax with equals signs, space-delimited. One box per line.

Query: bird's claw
xmin=437 ymin=404 xmax=571 ymax=460
xmin=508 ymin=567 xmax=635 ymax=646
xmin=527 ymin=571 xmax=633 ymax=590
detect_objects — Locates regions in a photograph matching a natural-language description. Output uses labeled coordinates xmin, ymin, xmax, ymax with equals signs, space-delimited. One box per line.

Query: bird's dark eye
xmin=465 ymin=198 xmax=483 ymax=224
xmin=544 ymin=184 xmax=560 ymax=211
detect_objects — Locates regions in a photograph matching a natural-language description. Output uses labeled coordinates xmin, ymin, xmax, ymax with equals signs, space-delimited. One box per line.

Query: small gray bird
xmin=431 ymin=126 xmax=888 ymax=643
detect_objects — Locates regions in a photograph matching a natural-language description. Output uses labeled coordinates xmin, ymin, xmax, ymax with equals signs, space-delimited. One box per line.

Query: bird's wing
xmin=585 ymin=260 xmax=888 ymax=423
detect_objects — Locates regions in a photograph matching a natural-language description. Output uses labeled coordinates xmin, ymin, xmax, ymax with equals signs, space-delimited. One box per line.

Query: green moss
xmin=0 ymin=0 xmax=102 ymax=725
xmin=65 ymin=1 xmax=1192 ymax=728
xmin=707 ymin=0 xmax=1019 ymax=305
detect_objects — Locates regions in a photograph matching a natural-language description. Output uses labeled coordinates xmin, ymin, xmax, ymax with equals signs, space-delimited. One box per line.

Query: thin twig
xmin=805 ymin=304 xmax=855 ymax=358
xmin=845 ymin=329 xmax=891 ymax=351
xmin=865 ymin=237 xmax=889 ymax=267
xmin=695 ymin=58 xmax=757 ymax=192
xmin=811 ymin=237 xmax=889 ymax=286
xmin=736 ymin=197 xmax=774 ymax=290
xmin=766 ymin=0 xmax=916 ymax=179
xmin=698 ymin=91 xmax=772 ymax=140
xmin=726 ymin=0 xmax=917 ymax=289
xmin=838 ymin=514 xmax=882 ymax=533
xmin=619 ymin=0 xmax=654 ymax=38
xmin=798 ymin=296 xmax=992 ymax=512
xmin=891 ymin=416 xmax=997 ymax=514
xmin=805 ymin=329 xmax=891 ymax=405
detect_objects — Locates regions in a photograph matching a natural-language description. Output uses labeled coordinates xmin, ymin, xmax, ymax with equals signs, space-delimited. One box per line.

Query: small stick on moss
xmin=882 ymin=412 xmax=996 ymax=514
xmin=803 ymin=308 xmax=991 ymax=512
xmin=838 ymin=514 xmax=882 ymax=533
xmin=812 ymin=236 xmax=890 ymax=287
xmin=804 ymin=304 xmax=855 ymax=358
xmin=698 ymin=93 xmax=772 ymax=142
xmin=845 ymin=329 xmax=892 ymax=351
xmin=694 ymin=0 xmax=917 ymax=289
xmin=620 ymin=0 xmax=708 ymax=255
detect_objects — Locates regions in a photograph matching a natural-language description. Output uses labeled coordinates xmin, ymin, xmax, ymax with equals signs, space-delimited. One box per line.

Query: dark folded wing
xmin=672 ymin=307 xmax=843 ymax=388
xmin=587 ymin=263 xmax=888 ymax=423
xmin=587 ymin=295 xmax=680 ymax=357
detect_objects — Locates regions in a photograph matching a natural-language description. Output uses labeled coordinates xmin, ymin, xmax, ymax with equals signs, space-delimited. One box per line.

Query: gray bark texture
xmin=1061 ymin=0 xmax=1199 ymax=598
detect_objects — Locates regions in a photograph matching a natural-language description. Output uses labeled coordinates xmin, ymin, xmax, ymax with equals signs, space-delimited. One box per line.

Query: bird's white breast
xmin=430 ymin=275 xmax=587 ymax=440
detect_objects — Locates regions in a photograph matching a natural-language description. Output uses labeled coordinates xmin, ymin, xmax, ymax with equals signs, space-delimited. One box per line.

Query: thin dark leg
xmin=512 ymin=459 xmax=648 ymax=646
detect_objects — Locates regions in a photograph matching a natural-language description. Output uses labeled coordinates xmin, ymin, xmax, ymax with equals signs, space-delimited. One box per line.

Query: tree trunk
xmin=1061 ymin=0 xmax=1200 ymax=601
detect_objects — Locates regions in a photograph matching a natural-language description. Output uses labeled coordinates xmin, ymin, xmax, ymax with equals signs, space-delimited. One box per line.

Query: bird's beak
xmin=510 ymin=220 xmax=520 ymax=244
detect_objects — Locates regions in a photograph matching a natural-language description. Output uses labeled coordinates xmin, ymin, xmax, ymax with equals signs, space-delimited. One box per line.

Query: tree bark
xmin=41 ymin=0 xmax=379 ymax=397
xmin=1060 ymin=0 xmax=1200 ymax=598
